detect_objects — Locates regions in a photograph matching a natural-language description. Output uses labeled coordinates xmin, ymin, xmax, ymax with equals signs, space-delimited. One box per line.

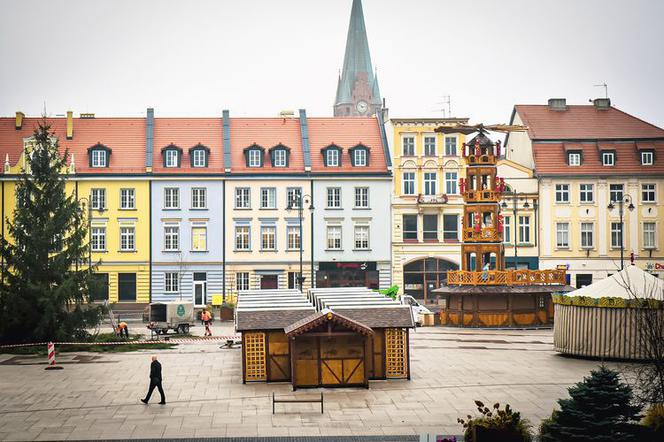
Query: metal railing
xmin=447 ymin=269 xmax=567 ymax=286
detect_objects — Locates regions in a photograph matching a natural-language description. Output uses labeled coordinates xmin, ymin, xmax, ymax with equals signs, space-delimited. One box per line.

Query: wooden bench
xmin=272 ymin=392 xmax=324 ymax=414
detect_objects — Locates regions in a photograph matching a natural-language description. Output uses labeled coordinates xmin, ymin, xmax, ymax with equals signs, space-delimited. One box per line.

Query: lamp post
xmin=286 ymin=192 xmax=314 ymax=291
xmin=608 ymin=195 xmax=635 ymax=271
xmin=501 ymin=190 xmax=532 ymax=270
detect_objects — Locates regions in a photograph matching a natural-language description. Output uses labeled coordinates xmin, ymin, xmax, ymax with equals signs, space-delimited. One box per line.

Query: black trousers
xmin=144 ymin=378 xmax=165 ymax=403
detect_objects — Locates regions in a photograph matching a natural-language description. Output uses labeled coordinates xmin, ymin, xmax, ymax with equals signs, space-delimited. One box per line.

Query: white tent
xmin=565 ymin=265 xmax=664 ymax=300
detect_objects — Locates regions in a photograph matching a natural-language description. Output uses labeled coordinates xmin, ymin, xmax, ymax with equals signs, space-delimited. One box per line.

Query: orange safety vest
xmin=118 ymin=322 xmax=127 ymax=330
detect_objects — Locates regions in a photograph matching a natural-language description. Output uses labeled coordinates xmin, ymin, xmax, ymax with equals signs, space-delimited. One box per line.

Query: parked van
xmin=399 ymin=295 xmax=431 ymax=326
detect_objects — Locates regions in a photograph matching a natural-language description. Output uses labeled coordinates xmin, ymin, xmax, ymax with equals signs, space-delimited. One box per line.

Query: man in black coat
xmin=141 ymin=355 xmax=165 ymax=404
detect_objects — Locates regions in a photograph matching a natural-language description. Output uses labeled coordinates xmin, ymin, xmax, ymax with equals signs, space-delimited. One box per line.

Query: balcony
xmin=463 ymin=189 xmax=502 ymax=203
xmin=417 ymin=194 xmax=449 ymax=205
xmin=462 ymin=227 xmax=501 ymax=242
xmin=447 ymin=269 xmax=567 ymax=286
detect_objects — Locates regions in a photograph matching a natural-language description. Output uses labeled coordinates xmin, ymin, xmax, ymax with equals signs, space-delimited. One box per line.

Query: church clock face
xmin=356 ymin=100 xmax=368 ymax=114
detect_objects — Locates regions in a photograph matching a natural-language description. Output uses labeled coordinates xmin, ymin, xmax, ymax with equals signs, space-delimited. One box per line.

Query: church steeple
xmin=334 ymin=0 xmax=382 ymax=117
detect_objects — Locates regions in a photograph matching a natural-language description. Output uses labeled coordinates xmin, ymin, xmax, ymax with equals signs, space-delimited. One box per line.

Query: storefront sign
xmin=417 ymin=194 xmax=449 ymax=204
xmin=318 ymin=261 xmax=377 ymax=271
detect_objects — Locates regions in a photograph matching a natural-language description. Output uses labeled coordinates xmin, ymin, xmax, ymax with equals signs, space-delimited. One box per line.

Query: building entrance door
xmin=193 ymin=272 xmax=207 ymax=306
xmin=118 ymin=273 xmax=136 ymax=302
xmin=260 ymin=274 xmax=278 ymax=289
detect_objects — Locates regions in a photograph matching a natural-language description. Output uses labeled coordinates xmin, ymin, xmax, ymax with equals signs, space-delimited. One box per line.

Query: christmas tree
xmin=540 ymin=365 xmax=643 ymax=441
xmin=0 ymin=120 xmax=103 ymax=343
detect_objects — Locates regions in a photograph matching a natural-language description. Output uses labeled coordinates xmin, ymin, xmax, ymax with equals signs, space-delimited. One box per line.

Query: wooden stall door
xmin=371 ymin=329 xmax=385 ymax=379
xmin=385 ymin=328 xmax=408 ymax=379
xmin=244 ymin=332 xmax=267 ymax=382
xmin=293 ymin=336 xmax=319 ymax=387
xmin=267 ymin=332 xmax=290 ymax=382
xmin=320 ymin=335 xmax=366 ymax=386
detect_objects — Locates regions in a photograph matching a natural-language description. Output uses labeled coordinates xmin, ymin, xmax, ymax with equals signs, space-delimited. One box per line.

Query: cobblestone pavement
xmin=0 ymin=325 xmax=625 ymax=441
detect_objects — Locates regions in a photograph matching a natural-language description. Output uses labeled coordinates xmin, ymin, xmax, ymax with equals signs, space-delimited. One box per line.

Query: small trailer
xmin=147 ymin=301 xmax=195 ymax=335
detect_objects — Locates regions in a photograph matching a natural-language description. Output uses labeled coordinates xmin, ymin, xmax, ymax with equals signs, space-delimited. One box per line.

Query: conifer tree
xmin=0 ymin=120 xmax=102 ymax=343
xmin=540 ymin=365 xmax=643 ymax=442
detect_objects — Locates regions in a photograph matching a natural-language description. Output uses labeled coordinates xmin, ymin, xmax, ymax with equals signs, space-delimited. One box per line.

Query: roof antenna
xmin=434 ymin=95 xmax=452 ymax=118
xmin=594 ymin=83 xmax=608 ymax=99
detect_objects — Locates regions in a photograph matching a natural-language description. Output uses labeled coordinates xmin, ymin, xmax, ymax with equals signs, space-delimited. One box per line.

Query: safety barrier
xmin=44 ymin=342 xmax=63 ymax=370
xmin=0 ymin=335 xmax=241 ymax=349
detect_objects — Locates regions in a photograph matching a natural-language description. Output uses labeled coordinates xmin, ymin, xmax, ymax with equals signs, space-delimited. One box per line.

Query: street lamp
xmin=286 ymin=192 xmax=314 ymax=291
xmin=608 ymin=195 xmax=635 ymax=270
xmin=501 ymin=190 xmax=532 ymax=269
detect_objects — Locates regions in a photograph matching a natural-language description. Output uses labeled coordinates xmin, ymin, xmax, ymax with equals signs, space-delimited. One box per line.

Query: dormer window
xmin=349 ymin=144 xmax=370 ymax=167
xmin=641 ymin=150 xmax=654 ymax=166
xmin=601 ymin=150 xmax=615 ymax=166
xmin=161 ymin=144 xmax=182 ymax=168
xmin=189 ymin=144 xmax=210 ymax=168
xmin=244 ymin=144 xmax=265 ymax=168
xmin=567 ymin=151 xmax=582 ymax=166
xmin=269 ymin=144 xmax=290 ymax=168
xmin=87 ymin=143 xmax=111 ymax=168
xmin=322 ymin=145 xmax=342 ymax=167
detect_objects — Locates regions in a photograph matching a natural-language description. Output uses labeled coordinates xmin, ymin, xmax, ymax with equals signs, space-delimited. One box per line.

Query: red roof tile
xmin=152 ymin=118 xmax=223 ymax=174
xmin=307 ymin=117 xmax=387 ymax=173
xmin=515 ymin=105 xmax=664 ymax=140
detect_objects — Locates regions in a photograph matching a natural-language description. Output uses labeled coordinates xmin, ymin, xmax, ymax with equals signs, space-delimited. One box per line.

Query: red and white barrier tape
xmin=0 ymin=335 xmax=241 ymax=349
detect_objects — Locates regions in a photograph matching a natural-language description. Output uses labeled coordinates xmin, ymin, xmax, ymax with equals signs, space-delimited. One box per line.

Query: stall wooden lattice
xmin=244 ymin=332 xmax=267 ymax=381
xmin=385 ymin=328 xmax=408 ymax=378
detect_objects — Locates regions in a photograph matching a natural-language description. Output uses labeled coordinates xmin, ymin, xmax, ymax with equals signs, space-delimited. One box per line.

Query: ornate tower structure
xmin=334 ymin=0 xmax=382 ymax=117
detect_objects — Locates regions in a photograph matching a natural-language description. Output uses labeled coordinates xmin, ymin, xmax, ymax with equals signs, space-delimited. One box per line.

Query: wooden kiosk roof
xmin=284 ymin=309 xmax=374 ymax=337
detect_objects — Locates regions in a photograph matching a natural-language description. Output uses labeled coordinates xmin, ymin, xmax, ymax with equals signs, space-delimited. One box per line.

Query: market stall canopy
xmin=566 ymin=265 xmax=664 ymax=300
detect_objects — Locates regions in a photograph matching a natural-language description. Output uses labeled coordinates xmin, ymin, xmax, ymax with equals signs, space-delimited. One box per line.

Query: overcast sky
xmin=1 ymin=0 xmax=663 ymax=126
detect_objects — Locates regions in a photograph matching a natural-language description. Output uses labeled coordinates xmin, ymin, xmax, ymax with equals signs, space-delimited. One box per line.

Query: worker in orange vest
xmin=117 ymin=321 xmax=129 ymax=339
xmin=202 ymin=310 xmax=212 ymax=337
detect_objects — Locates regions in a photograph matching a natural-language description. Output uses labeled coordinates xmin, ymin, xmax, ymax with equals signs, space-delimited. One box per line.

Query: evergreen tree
xmin=540 ymin=365 xmax=643 ymax=442
xmin=0 ymin=120 xmax=103 ymax=343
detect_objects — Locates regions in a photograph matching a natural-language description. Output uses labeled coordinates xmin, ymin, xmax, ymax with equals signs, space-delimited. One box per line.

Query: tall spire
xmin=334 ymin=0 xmax=382 ymax=116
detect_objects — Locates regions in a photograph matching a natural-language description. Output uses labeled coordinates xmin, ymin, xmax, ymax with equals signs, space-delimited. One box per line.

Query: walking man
xmin=141 ymin=356 xmax=165 ymax=405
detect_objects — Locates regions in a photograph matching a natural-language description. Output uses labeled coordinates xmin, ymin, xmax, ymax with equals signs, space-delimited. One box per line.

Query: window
xmin=287 ymin=187 xmax=302 ymax=208
xmin=611 ymin=222 xmax=622 ymax=249
xmin=235 ymin=187 xmax=250 ymax=208
xmin=165 ymin=272 xmax=179 ymax=293
xmin=248 ymin=149 xmax=262 ymax=167
xmin=354 ymin=225 xmax=369 ymax=249
xmin=192 ymin=149 xmax=206 ymax=167
xmin=403 ymin=172 xmax=415 ymax=195
xmin=326 ymin=225 xmax=342 ymax=250
xmin=191 ymin=187 xmax=206 ymax=209
xmin=641 ymin=151 xmax=654 ymax=165
xmin=402 ymin=136 xmax=415 ymax=156
xmin=424 ymin=172 xmax=436 ymax=195
xmin=120 ymin=227 xmax=135 ymax=251
xmin=644 ymin=222 xmax=656 ymax=249
xmin=192 ymin=226 xmax=207 ymax=251
xmin=119 ymin=188 xmax=135 ymax=210
xmin=354 ymin=187 xmax=369 ymax=208
xmin=353 ymin=148 xmax=367 ymax=166
xmin=568 ymin=152 xmax=581 ymax=166
xmin=165 ymin=149 xmax=179 ymax=168
xmin=445 ymin=172 xmax=458 ymax=194
xmin=164 ymin=225 xmax=180 ymax=251
xmin=609 ymin=184 xmax=623 ymax=203
xmin=288 ymin=272 xmax=301 ymax=289
xmin=326 ymin=149 xmax=339 ymax=167
xmin=403 ymin=214 xmax=418 ymax=241
xmin=91 ymin=188 xmax=106 ymax=210
xmin=424 ymin=136 xmax=436 ymax=156
xmin=236 ymin=272 xmax=250 ymax=291
xmin=602 ymin=151 xmax=615 ymax=166
xmin=581 ymin=222 xmax=594 ymax=249
xmin=445 ymin=137 xmax=457 ymax=156
xmin=556 ymin=222 xmax=569 ymax=248
xmin=503 ymin=216 xmax=512 ymax=243
xmin=91 ymin=149 xmax=107 ymax=167
xmin=423 ymin=214 xmax=438 ymax=241
xmin=555 ymin=184 xmax=570 ymax=203
xmin=287 ymin=225 xmax=300 ymax=250
xmin=91 ymin=227 xmax=106 ymax=251
xmin=164 ymin=187 xmax=179 ymax=209
xmin=260 ymin=187 xmax=276 ymax=209
xmin=579 ymin=184 xmax=594 ymax=203
xmin=642 ymin=184 xmax=656 ymax=203
xmin=327 ymin=187 xmax=341 ymax=208
xmin=518 ymin=216 xmax=530 ymax=244
xmin=261 ymin=225 xmax=276 ymax=250
xmin=235 ymin=225 xmax=250 ymax=250
xmin=271 ymin=148 xmax=288 ymax=167
xmin=443 ymin=214 xmax=458 ymax=241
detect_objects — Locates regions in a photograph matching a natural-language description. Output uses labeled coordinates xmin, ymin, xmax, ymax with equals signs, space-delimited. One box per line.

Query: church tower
xmin=334 ymin=0 xmax=382 ymax=117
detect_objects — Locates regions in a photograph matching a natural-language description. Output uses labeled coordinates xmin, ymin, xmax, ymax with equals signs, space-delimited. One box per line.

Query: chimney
xmin=593 ymin=98 xmax=611 ymax=110
xmin=15 ymin=112 xmax=24 ymax=130
xmin=547 ymin=98 xmax=567 ymax=111
xmin=66 ymin=111 xmax=73 ymax=139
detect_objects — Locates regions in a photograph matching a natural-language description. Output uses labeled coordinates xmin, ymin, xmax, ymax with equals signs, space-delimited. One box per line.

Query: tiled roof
xmin=229 ymin=118 xmax=304 ymax=174
xmin=235 ymin=309 xmax=314 ymax=332
xmin=152 ymin=118 xmax=223 ymax=174
xmin=532 ymin=141 xmax=664 ymax=176
xmin=515 ymin=105 xmax=664 ymax=140
xmin=308 ymin=117 xmax=387 ymax=173
xmin=331 ymin=307 xmax=414 ymax=328
xmin=284 ymin=309 xmax=373 ymax=337
xmin=0 ymin=117 xmax=146 ymax=173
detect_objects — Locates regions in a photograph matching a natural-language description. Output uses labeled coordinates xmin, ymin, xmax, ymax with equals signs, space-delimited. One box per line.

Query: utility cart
xmin=147 ymin=301 xmax=195 ymax=335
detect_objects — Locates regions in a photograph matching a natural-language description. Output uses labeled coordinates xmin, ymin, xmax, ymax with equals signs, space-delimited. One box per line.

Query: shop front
xmin=403 ymin=257 xmax=458 ymax=304
xmin=315 ymin=262 xmax=379 ymax=289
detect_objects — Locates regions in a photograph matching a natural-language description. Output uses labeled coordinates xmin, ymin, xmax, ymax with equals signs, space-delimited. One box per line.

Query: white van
xmin=399 ymin=295 xmax=432 ymax=326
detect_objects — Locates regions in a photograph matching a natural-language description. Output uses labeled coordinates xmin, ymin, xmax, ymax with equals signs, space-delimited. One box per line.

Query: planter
xmin=218 ymin=306 xmax=234 ymax=321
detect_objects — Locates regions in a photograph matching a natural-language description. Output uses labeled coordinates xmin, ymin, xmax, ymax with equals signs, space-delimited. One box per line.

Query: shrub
xmin=457 ymin=401 xmax=532 ymax=442
xmin=642 ymin=404 xmax=664 ymax=438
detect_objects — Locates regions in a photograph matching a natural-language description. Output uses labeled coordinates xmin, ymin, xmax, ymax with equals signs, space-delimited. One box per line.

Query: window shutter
xmin=204 ymin=150 xmax=209 ymax=167
xmin=105 ymin=150 xmax=110 ymax=167
xmin=365 ymin=148 xmax=370 ymax=167
xmin=323 ymin=149 xmax=328 ymax=167
xmin=162 ymin=150 xmax=167 ymax=168
xmin=177 ymin=150 xmax=181 ymax=167
xmin=270 ymin=150 xmax=275 ymax=167
xmin=350 ymin=149 xmax=355 ymax=167
xmin=337 ymin=148 xmax=342 ymax=167
xmin=285 ymin=150 xmax=289 ymax=167
xmin=189 ymin=151 xmax=195 ymax=168
xmin=88 ymin=151 xmax=93 ymax=167
xmin=259 ymin=150 xmax=264 ymax=167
